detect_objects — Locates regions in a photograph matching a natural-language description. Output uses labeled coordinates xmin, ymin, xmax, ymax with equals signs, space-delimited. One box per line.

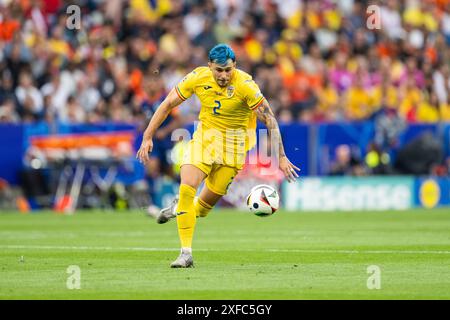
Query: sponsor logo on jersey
xmin=227 ymin=86 xmax=235 ymax=98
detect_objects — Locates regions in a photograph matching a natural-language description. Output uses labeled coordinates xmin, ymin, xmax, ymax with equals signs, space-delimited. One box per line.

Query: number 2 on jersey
xmin=213 ymin=100 xmax=221 ymax=115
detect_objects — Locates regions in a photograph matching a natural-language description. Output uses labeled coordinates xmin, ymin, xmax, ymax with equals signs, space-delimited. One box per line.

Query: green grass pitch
xmin=0 ymin=208 xmax=449 ymax=299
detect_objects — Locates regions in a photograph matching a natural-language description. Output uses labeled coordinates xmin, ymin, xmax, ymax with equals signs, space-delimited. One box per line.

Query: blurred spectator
xmin=136 ymin=74 xmax=182 ymax=201
xmin=77 ymin=74 xmax=102 ymax=114
xmin=329 ymin=144 xmax=364 ymax=176
xmin=397 ymin=57 xmax=425 ymax=89
xmin=416 ymin=91 xmax=440 ymax=123
xmin=314 ymin=74 xmax=340 ymax=121
xmin=282 ymin=60 xmax=319 ymax=121
xmin=373 ymin=81 xmax=406 ymax=151
xmin=365 ymin=142 xmax=393 ymax=175
xmin=329 ymin=52 xmax=353 ymax=94
xmin=433 ymin=63 xmax=449 ymax=105
xmin=440 ymin=97 xmax=450 ymax=121
xmin=381 ymin=0 xmax=405 ymax=40
xmin=399 ymin=76 xmax=422 ymax=122
xmin=0 ymin=97 xmax=19 ymax=123
xmin=0 ymin=68 xmax=16 ymax=105
xmin=15 ymin=71 xmax=43 ymax=118
xmin=344 ymin=71 xmax=372 ymax=120
xmin=40 ymin=69 xmax=72 ymax=121
xmin=65 ymin=95 xmax=86 ymax=123
xmin=4 ymin=42 xmax=32 ymax=88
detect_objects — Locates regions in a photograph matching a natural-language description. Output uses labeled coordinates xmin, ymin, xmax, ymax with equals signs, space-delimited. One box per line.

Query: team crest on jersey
xmin=227 ymin=86 xmax=235 ymax=98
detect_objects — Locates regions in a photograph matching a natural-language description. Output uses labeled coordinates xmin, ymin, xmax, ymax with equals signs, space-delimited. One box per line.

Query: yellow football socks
xmin=194 ymin=196 xmax=213 ymax=217
xmin=176 ymin=184 xmax=197 ymax=248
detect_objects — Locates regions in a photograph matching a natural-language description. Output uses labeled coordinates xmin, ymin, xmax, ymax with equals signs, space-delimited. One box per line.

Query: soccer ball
xmin=246 ymin=184 xmax=280 ymax=217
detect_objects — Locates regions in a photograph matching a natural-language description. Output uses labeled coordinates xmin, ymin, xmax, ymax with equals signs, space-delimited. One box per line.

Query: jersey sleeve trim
xmin=249 ymin=97 xmax=265 ymax=110
xmin=175 ymin=85 xmax=188 ymax=101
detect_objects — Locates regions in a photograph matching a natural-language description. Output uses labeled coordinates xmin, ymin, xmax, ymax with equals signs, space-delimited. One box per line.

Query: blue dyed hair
xmin=208 ymin=44 xmax=236 ymax=65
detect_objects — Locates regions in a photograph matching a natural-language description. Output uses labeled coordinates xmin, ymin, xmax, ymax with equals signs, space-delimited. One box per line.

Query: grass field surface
xmin=0 ymin=209 xmax=449 ymax=299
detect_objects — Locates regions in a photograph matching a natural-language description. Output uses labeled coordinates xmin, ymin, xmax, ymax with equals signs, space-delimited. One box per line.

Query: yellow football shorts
xmin=181 ymin=134 xmax=245 ymax=196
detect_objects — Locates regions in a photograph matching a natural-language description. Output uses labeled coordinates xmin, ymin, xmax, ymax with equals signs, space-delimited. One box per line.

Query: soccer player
xmin=138 ymin=74 xmax=182 ymax=205
xmin=136 ymin=44 xmax=300 ymax=268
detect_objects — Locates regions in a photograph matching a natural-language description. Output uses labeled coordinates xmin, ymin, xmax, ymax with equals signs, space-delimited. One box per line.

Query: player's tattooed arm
xmin=255 ymin=99 xmax=300 ymax=182
xmin=255 ymin=99 xmax=286 ymax=158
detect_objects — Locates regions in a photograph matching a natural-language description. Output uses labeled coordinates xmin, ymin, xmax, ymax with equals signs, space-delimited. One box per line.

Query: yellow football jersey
xmin=175 ymin=66 xmax=264 ymax=153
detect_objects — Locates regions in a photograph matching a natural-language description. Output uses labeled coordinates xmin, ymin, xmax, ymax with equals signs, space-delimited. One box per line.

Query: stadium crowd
xmin=0 ymin=0 xmax=449 ymax=126
xmin=1 ymin=0 xmax=450 ymax=180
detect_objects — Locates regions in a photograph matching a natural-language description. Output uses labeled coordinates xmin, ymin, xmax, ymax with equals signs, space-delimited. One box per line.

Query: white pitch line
xmin=266 ymin=249 xmax=450 ymax=255
xmin=0 ymin=245 xmax=177 ymax=252
xmin=0 ymin=245 xmax=450 ymax=255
